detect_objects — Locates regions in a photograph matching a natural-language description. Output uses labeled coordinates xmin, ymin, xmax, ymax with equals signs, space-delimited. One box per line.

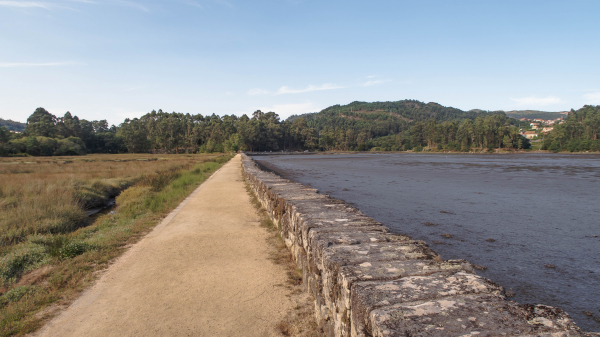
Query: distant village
xmin=518 ymin=117 xmax=564 ymax=140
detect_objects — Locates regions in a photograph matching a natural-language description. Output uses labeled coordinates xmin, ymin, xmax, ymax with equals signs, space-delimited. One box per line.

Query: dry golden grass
xmin=0 ymin=154 xmax=219 ymax=247
xmin=0 ymin=153 xmax=231 ymax=336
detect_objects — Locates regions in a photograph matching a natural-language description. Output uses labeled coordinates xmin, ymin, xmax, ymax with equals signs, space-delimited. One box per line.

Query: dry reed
xmin=0 ymin=154 xmax=218 ymax=247
xmin=0 ymin=153 xmax=231 ymax=336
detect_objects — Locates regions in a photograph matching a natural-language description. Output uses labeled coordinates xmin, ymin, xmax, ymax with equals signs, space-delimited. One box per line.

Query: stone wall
xmin=241 ymin=154 xmax=584 ymax=337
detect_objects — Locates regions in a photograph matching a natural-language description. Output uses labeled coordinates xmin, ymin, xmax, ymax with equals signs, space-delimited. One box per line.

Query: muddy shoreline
xmin=254 ymin=153 xmax=600 ymax=332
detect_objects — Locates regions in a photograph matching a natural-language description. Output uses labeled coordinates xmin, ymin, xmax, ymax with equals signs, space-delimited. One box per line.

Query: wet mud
xmin=254 ymin=153 xmax=600 ymax=332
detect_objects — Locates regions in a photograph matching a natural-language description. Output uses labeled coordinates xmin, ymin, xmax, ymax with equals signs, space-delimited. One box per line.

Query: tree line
xmin=542 ymin=105 xmax=600 ymax=152
xmin=7 ymin=101 xmax=599 ymax=157
xmin=0 ymin=108 xmax=321 ymax=156
xmin=362 ymin=115 xmax=530 ymax=152
xmin=0 ymin=118 xmax=25 ymax=132
xmin=1 ymin=108 xmax=121 ymax=156
xmin=116 ymin=109 xmax=320 ymax=154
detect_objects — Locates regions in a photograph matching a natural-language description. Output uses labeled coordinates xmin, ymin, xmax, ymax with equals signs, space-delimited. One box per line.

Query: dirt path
xmin=35 ymin=155 xmax=291 ymax=337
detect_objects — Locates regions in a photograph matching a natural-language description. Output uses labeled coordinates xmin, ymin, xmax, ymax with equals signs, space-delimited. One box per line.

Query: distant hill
xmin=288 ymin=100 xmax=505 ymax=125
xmin=0 ymin=118 xmax=26 ymax=132
xmin=283 ymin=100 xmax=509 ymax=144
xmin=502 ymin=110 xmax=568 ymax=120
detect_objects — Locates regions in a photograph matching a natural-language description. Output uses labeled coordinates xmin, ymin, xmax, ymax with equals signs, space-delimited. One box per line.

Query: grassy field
xmin=0 ymin=153 xmax=232 ymax=336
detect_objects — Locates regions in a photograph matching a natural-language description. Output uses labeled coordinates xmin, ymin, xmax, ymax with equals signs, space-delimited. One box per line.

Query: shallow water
xmin=85 ymin=198 xmax=116 ymax=217
xmin=254 ymin=153 xmax=600 ymax=332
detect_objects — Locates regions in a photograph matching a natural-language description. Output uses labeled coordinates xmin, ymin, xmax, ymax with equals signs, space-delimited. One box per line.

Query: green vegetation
xmin=0 ymin=154 xmax=230 ymax=336
xmin=0 ymin=108 xmax=122 ymax=156
xmin=503 ymin=110 xmax=568 ymax=120
xmin=4 ymin=101 xmax=598 ymax=155
xmin=293 ymin=101 xmax=530 ymax=151
xmin=542 ymin=105 xmax=600 ymax=152
xmin=319 ymin=114 xmax=530 ymax=152
xmin=0 ymin=120 xmax=25 ymax=133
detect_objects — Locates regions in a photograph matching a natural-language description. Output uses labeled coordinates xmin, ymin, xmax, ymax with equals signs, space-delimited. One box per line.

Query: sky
xmin=1 ymin=0 xmax=599 ymax=125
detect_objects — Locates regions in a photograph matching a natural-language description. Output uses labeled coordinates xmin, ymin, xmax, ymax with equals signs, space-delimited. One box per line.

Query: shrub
xmin=116 ymin=186 xmax=151 ymax=218
xmin=60 ymin=241 xmax=92 ymax=259
xmin=31 ymin=235 xmax=67 ymax=258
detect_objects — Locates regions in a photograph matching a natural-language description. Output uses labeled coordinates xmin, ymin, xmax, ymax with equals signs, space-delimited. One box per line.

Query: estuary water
xmin=253 ymin=153 xmax=600 ymax=332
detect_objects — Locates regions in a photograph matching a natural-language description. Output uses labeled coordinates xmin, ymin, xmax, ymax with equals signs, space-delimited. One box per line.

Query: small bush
xmin=115 ymin=186 xmax=151 ymax=218
xmin=60 ymin=241 xmax=92 ymax=259
xmin=31 ymin=235 xmax=68 ymax=258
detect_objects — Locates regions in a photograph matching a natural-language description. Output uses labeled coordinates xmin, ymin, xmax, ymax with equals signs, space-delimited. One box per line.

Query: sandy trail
xmin=35 ymin=155 xmax=291 ymax=337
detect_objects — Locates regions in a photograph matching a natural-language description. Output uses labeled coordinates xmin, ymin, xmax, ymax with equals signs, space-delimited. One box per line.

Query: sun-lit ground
xmin=0 ymin=153 xmax=221 ymax=246
xmin=0 ymin=153 xmax=230 ymax=336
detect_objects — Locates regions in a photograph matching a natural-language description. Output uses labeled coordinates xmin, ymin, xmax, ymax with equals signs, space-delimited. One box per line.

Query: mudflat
xmin=255 ymin=153 xmax=600 ymax=332
xmin=34 ymin=154 xmax=291 ymax=336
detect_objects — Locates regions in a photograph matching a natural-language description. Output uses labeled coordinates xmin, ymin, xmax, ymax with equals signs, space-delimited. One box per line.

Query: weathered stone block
xmin=319 ymin=241 xmax=438 ymax=272
xmin=306 ymin=229 xmax=411 ymax=279
xmin=351 ymin=272 xmax=501 ymax=336
xmin=332 ymin=260 xmax=473 ymax=337
xmin=316 ymin=242 xmax=438 ymax=335
xmin=368 ymin=294 xmax=581 ymax=337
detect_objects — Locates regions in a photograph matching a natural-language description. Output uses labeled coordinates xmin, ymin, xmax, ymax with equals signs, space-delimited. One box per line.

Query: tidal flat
xmin=255 ymin=153 xmax=600 ymax=332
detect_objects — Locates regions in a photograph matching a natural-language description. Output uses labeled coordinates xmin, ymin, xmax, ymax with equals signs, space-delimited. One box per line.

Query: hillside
xmin=0 ymin=118 xmax=26 ymax=132
xmin=289 ymin=100 xmax=504 ymax=123
xmin=287 ymin=100 xmax=506 ymax=133
xmin=503 ymin=110 xmax=568 ymax=120
xmin=542 ymin=105 xmax=600 ymax=152
xmin=2 ymin=101 xmax=535 ymax=156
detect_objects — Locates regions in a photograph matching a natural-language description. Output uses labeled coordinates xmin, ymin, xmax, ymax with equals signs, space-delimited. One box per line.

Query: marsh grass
xmin=0 ymin=154 xmax=216 ymax=246
xmin=0 ymin=154 xmax=232 ymax=336
xmin=243 ymin=178 xmax=324 ymax=337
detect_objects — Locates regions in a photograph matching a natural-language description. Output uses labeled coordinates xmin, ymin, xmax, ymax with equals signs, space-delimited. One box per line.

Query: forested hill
xmin=0 ymin=118 xmax=26 ymax=132
xmin=10 ymin=102 xmax=599 ymax=156
xmin=283 ymin=100 xmax=512 ymax=150
xmin=288 ymin=100 xmax=504 ymax=127
xmin=542 ymin=105 xmax=600 ymax=152
xmin=503 ymin=110 xmax=568 ymax=120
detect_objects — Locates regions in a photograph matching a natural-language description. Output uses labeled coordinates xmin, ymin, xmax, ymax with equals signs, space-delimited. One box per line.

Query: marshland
xmin=0 ymin=153 xmax=231 ymax=336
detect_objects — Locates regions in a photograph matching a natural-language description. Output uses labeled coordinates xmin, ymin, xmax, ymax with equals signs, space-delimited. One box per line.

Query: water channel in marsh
xmin=254 ymin=153 xmax=600 ymax=332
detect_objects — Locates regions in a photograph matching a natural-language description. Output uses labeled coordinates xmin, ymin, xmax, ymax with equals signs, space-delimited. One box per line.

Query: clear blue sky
xmin=1 ymin=0 xmax=599 ymax=125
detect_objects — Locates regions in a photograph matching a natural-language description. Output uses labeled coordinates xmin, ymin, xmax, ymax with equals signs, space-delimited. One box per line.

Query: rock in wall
xmin=241 ymin=154 xmax=583 ymax=337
